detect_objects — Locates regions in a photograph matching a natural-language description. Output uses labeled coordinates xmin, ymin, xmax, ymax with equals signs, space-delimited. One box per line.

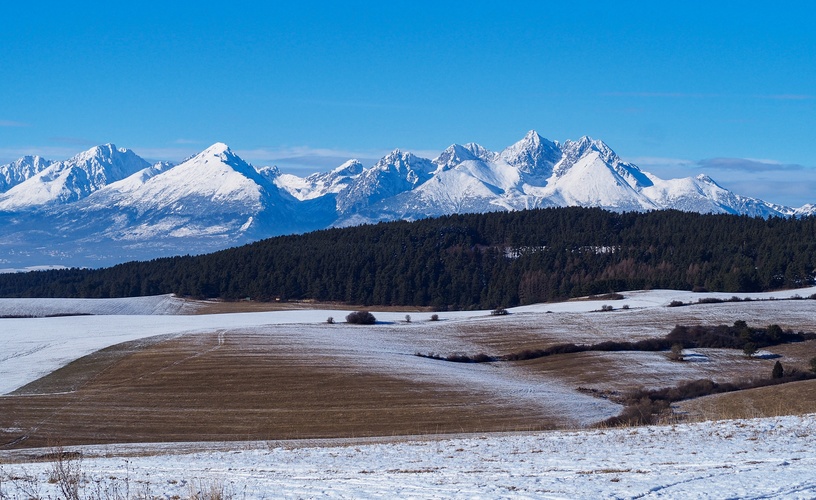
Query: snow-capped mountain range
xmin=0 ymin=131 xmax=813 ymax=268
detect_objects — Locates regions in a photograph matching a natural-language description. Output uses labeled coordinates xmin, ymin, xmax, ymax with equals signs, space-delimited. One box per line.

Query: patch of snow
xmin=1 ymin=414 xmax=815 ymax=498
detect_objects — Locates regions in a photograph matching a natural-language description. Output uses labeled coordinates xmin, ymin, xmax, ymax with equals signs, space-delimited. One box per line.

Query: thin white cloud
xmin=605 ymin=92 xmax=815 ymax=102
xmin=0 ymin=120 xmax=29 ymax=127
xmin=698 ymin=158 xmax=805 ymax=172
xmin=627 ymin=155 xmax=816 ymax=207
xmin=0 ymin=146 xmax=85 ymax=163
xmin=760 ymin=94 xmax=815 ymax=101
xmin=603 ymin=92 xmax=721 ymax=99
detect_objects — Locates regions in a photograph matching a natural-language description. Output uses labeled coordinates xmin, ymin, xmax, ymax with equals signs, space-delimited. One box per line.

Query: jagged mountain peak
xmin=0 ymin=134 xmax=807 ymax=268
xmin=187 ymin=142 xmax=238 ymax=163
xmin=373 ymin=149 xmax=434 ymax=176
xmin=434 ymin=144 xmax=480 ymax=168
xmin=331 ymin=159 xmax=364 ymax=176
xmin=0 ymin=143 xmax=149 ymax=210
xmin=560 ymin=136 xmax=620 ymax=166
xmin=0 ymin=155 xmax=53 ymax=193
xmin=500 ymin=130 xmax=561 ymax=176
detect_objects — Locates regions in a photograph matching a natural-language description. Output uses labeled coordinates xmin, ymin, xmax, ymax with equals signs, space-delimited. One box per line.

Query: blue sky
xmin=1 ymin=1 xmax=815 ymax=206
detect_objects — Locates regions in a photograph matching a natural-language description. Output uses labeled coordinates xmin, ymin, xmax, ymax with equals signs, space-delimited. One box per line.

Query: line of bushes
xmin=668 ymin=293 xmax=816 ymax=308
xmin=417 ymin=321 xmax=816 ymax=364
xmin=600 ymin=369 xmax=816 ymax=427
xmin=414 ymin=352 xmax=497 ymax=363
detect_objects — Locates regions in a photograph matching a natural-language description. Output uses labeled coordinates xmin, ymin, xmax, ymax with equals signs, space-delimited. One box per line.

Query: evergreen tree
xmin=771 ymin=360 xmax=784 ymax=379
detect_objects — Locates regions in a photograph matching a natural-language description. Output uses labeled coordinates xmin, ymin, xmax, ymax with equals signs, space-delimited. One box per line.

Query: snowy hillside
xmin=0 ymin=132 xmax=811 ymax=267
xmin=2 ymin=289 xmax=816 ymax=497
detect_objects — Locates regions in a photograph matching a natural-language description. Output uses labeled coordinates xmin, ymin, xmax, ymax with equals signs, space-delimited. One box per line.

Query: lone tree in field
xmin=771 ymin=360 xmax=784 ymax=379
xmin=810 ymin=356 xmax=816 ymax=373
xmin=346 ymin=310 xmax=376 ymax=325
xmin=743 ymin=342 xmax=758 ymax=358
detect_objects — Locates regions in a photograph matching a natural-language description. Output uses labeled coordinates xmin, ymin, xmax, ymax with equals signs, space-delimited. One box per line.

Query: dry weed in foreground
xmin=48 ymin=447 xmax=82 ymax=500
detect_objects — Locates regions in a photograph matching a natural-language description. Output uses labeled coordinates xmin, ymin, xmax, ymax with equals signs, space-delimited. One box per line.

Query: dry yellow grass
xmin=675 ymin=379 xmax=816 ymax=421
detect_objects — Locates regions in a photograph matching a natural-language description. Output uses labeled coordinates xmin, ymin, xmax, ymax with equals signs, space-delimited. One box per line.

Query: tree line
xmin=1 ymin=208 xmax=815 ymax=309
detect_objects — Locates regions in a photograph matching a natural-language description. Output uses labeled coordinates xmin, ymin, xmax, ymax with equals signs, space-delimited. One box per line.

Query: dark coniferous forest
xmin=1 ymin=208 xmax=815 ymax=309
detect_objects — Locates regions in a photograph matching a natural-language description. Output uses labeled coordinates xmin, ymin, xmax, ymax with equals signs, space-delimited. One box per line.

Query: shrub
xmin=405 ymin=314 xmax=411 ymax=323
xmin=772 ymin=361 xmax=784 ymax=379
xmin=668 ymin=343 xmax=684 ymax=362
xmin=810 ymin=357 xmax=816 ymax=373
xmin=346 ymin=310 xmax=376 ymax=324
xmin=326 ymin=316 xmax=334 ymax=324
xmin=668 ymin=300 xmax=685 ymax=307
xmin=490 ymin=307 xmax=509 ymax=316
xmin=600 ymin=304 xmax=614 ymax=312
xmin=430 ymin=313 xmax=439 ymax=321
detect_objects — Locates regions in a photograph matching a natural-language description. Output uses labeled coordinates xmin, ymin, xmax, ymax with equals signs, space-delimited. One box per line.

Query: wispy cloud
xmin=603 ymin=92 xmax=721 ymax=99
xmin=760 ymin=94 xmax=815 ymax=101
xmin=627 ymin=155 xmax=816 ymax=207
xmin=0 ymin=120 xmax=29 ymax=127
xmin=48 ymin=136 xmax=99 ymax=147
xmin=605 ymin=92 xmax=815 ymax=101
xmin=698 ymin=157 xmax=805 ymax=173
xmin=173 ymin=138 xmax=201 ymax=145
xmin=0 ymin=146 xmax=86 ymax=163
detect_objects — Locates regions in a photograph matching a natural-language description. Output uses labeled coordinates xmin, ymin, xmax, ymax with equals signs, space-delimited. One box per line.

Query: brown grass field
xmin=0 ymin=331 xmax=558 ymax=449
xmin=2 ymin=298 xmax=816 ymax=450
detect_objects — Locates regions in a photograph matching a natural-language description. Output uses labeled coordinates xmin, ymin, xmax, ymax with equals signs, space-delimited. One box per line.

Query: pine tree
xmin=771 ymin=360 xmax=784 ymax=379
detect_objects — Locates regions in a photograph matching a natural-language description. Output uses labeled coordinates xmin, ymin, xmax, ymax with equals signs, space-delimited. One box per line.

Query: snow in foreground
xmin=1 ymin=414 xmax=814 ymax=499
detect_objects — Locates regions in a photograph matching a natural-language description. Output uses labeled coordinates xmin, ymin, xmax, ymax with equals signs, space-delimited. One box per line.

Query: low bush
xmin=668 ymin=300 xmax=685 ymax=307
xmin=346 ymin=310 xmax=376 ymax=324
xmin=491 ymin=307 xmax=509 ymax=316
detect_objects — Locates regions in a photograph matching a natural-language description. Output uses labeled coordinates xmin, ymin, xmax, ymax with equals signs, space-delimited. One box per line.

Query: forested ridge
xmin=2 ymin=208 xmax=815 ymax=309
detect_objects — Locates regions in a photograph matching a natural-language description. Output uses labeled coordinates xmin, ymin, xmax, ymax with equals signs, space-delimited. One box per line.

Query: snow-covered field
xmin=1 ymin=414 xmax=814 ymax=499
xmin=2 ymin=287 xmax=815 ymax=396
xmin=3 ymin=288 xmax=816 ymax=498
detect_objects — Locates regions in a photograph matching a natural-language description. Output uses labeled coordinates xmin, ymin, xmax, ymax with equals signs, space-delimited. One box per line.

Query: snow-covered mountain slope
xmin=334 ymin=131 xmax=792 ymax=226
xmin=500 ymin=129 xmax=561 ymax=181
xmin=70 ymin=143 xmax=300 ymax=243
xmin=537 ymin=148 xmax=659 ymax=211
xmin=0 ymin=132 xmax=811 ymax=267
xmin=274 ymin=159 xmax=364 ymax=201
xmin=335 ymin=150 xmax=436 ymax=214
xmin=0 ymin=155 xmax=53 ymax=193
xmin=0 ymin=144 xmax=149 ymax=210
